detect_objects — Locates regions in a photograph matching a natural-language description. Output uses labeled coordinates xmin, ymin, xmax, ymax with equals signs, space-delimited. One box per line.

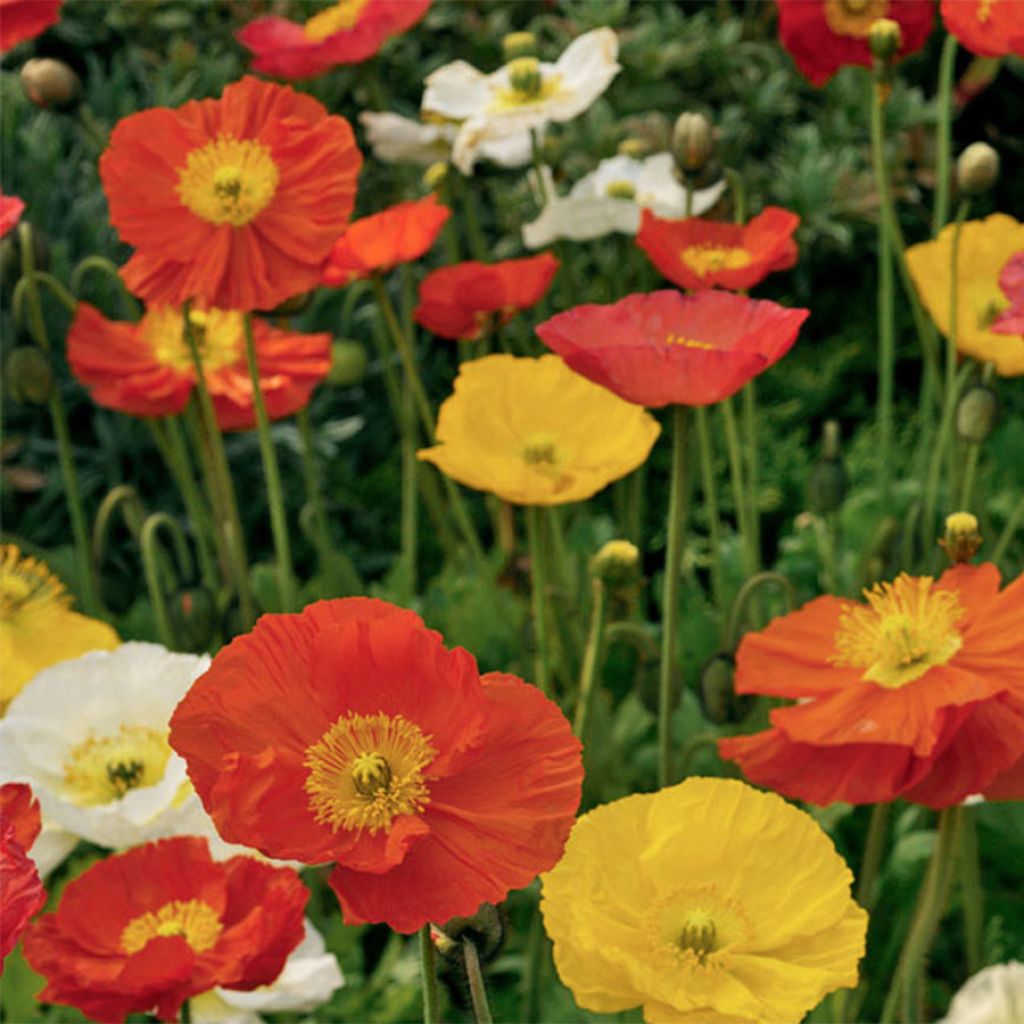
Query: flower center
xmin=63 ymin=725 xmax=172 ymax=806
xmin=645 ymin=885 xmax=753 ymax=972
xmin=976 ymin=0 xmax=997 ymax=22
xmin=176 ymin=135 xmax=279 ymax=227
xmin=664 ymin=333 xmax=716 ymax=350
xmin=823 ymin=0 xmax=891 ymax=37
xmin=605 ymin=180 xmax=637 ymax=200
xmin=304 ymin=0 xmax=371 ymax=41
xmin=490 ymin=59 xmax=563 ymax=113
xmin=0 ymin=544 xmax=67 ymax=620
xmin=121 ymin=899 xmax=222 ymax=955
xmin=976 ymin=295 xmax=1008 ymax=331
xmin=141 ymin=307 xmax=244 ymax=373
xmin=831 ymin=574 xmax=965 ymax=689
xmin=521 ymin=432 xmax=561 ymax=466
xmin=304 ymin=713 xmax=435 ymax=834
xmin=679 ymin=244 xmax=753 ymax=278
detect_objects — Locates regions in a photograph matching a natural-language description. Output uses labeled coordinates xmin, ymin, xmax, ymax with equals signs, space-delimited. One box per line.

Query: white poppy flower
xmin=0 ymin=642 xmax=212 ymax=850
xmin=940 ymin=962 xmax=1024 ymax=1024
xmin=523 ymin=156 xmax=727 ymax=248
xmin=29 ymin=820 xmax=78 ymax=878
xmin=423 ymin=28 xmax=621 ymax=174
xmin=188 ymin=919 xmax=345 ymax=1024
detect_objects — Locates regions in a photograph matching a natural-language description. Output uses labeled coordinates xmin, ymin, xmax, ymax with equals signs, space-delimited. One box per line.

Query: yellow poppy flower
xmin=541 ymin=777 xmax=867 ymax=1023
xmin=906 ymin=213 xmax=1024 ymax=376
xmin=417 ymin=354 xmax=660 ymax=506
xmin=0 ymin=544 xmax=119 ymax=711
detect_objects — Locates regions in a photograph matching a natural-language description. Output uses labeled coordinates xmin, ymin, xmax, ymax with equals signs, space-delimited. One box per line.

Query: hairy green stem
xmin=721 ymin=397 xmax=757 ymax=577
xmin=140 ymin=513 xmax=194 ymax=648
xmin=694 ymin=407 xmax=726 ymax=611
xmin=418 ymin=926 xmax=440 ymax=1024
xmin=932 ymin=34 xmax=958 ymax=236
xmin=462 ymin=937 xmax=494 ymax=1024
xmin=574 ymin=578 xmax=609 ymax=743
xmin=958 ymin=807 xmax=984 ymax=975
xmin=526 ymin=505 xmax=552 ymax=696
xmin=857 ymin=802 xmax=892 ymax=911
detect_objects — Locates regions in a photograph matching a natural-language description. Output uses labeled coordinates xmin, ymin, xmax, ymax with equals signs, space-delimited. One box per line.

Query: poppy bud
xmin=432 ymin=903 xmax=504 ymax=966
xmin=590 ymin=539 xmax=640 ymax=589
xmin=956 ymin=385 xmax=999 ymax=443
xmin=807 ymin=420 xmax=847 ymax=514
xmin=672 ymin=112 xmax=714 ymax=175
xmin=20 ymin=58 xmax=82 ymax=110
xmin=698 ymin=652 xmax=754 ymax=725
xmin=171 ymin=587 xmax=217 ymax=650
xmin=5 ymin=347 xmax=53 ymax=404
xmin=422 ymin=161 xmax=448 ymax=192
xmin=507 ymin=56 xmax=542 ymax=98
xmin=327 ymin=339 xmax=368 ymax=387
xmin=938 ymin=511 xmax=982 ymax=565
xmin=956 ymin=142 xmax=1000 ymax=195
xmin=502 ymin=31 xmax=537 ymax=61
xmin=617 ymin=137 xmax=649 ymax=159
xmin=868 ymin=18 xmax=902 ymax=62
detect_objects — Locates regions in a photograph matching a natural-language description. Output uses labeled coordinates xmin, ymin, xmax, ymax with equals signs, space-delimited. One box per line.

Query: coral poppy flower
xmin=940 ymin=0 xmax=1024 ymax=57
xmin=906 ymin=214 xmax=1024 ymax=376
xmin=0 ymin=0 xmax=61 ymax=50
xmin=541 ymin=778 xmax=867 ymax=1023
xmin=169 ymin=598 xmax=583 ymax=934
xmin=418 ymin=354 xmax=661 ymax=506
xmin=635 ymin=207 xmax=799 ymax=292
xmin=321 ymin=194 xmax=450 ymax=287
xmin=414 ymin=253 xmax=559 ymax=341
xmin=0 ymin=544 xmax=119 ymax=711
xmin=99 ymin=76 xmax=361 ymax=311
xmin=238 ymin=0 xmax=431 ymax=79
xmin=1 ymin=783 xmax=45 ymax=967
xmin=22 ymin=836 xmax=307 ymax=1023
xmin=718 ymin=564 xmax=1024 ymax=808
xmin=67 ymin=303 xmax=331 ymax=431
xmin=536 ymin=290 xmax=809 ymax=408
xmin=992 ymin=251 xmax=1024 ymax=336
xmin=0 ymin=192 xmax=25 ymax=237
xmin=777 ymin=0 xmax=935 ymax=87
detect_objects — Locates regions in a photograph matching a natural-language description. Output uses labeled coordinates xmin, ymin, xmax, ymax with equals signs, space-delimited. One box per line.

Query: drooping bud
xmin=868 ymin=18 xmax=902 ymax=62
xmin=617 ymin=137 xmax=649 ymax=159
xmin=328 ymin=340 xmax=368 ymax=388
xmin=422 ymin=161 xmax=448 ymax=192
xmin=672 ymin=112 xmax=714 ymax=175
xmin=20 ymin=58 xmax=82 ymax=110
xmin=432 ymin=903 xmax=505 ymax=966
xmin=171 ymin=587 xmax=217 ymax=651
xmin=938 ymin=511 xmax=982 ymax=564
xmin=506 ymin=56 xmax=542 ymax=98
xmin=604 ymin=180 xmax=637 ymax=201
xmin=807 ymin=419 xmax=848 ymax=515
xmin=5 ymin=347 xmax=54 ymax=404
xmin=502 ymin=31 xmax=537 ymax=61
xmin=698 ymin=652 xmax=754 ymax=725
xmin=590 ymin=539 xmax=640 ymax=589
xmin=956 ymin=142 xmax=1000 ymax=195
xmin=955 ymin=385 xmax=999 ymax=443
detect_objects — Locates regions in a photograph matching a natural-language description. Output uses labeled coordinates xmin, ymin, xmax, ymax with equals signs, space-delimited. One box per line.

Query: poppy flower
xmin=776 ymin=0 xmax=935 ymax=87
xmin=67 ymin=303 xmax=331 ymax=431
xmin=238 ymin=0 xmax=431 ymax=80
xmin=22 ymin=836 xmax=307 ymax=1023
xmin=940 ymin=0 xmax=1024 ymax=57
xmin=414 ymin=253 xmax=559 ymax=340
xmin=417 ymin=354 xmax=661 ymax=506
xmin=169 ymin=598 xmax=583 ymax=934
xmin=991 ymin=251 xmax=1024 ymax=336
xmin=99 ymin=76 xmax=361 ymax=311
xmin=0 ymin=192 xmax=25 ymax=237
xmin=422 ymin=28 xmax=620 ymax=174
xmin=718 ymin=564 xmax=1024 ymax=808
xmin=0 ymin=543 xmax=119 ymax=711
xmin=635 ymin=206 xmax=800 ymax=292
xmin=1 ymin=783 xmax=46 ymax=967
xmin=0 ymin=0 xmax=61 ymax=50
xmin=321 ymin=194 xmax=450 ymax=287
xmin=906 ymin=213 xmax=1024 ymax=376
xmin=942 ymin=962 xmax=1024 ymax=1024
xmin=541 ymin=778 xmax=867 ymax=1023
xmin=535 ymin=289 xmax=809 ymax=408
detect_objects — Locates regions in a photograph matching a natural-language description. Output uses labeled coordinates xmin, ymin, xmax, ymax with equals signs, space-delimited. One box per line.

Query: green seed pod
xmin=956 ymin=385 xmax=999 ymax=443
xmin=507 ymin=56 xmax=542 ymax=98
xmin=5 ymin=347 xmax=54 ymax=404
xmin=328 ymin=340 xmax=368 ymax=388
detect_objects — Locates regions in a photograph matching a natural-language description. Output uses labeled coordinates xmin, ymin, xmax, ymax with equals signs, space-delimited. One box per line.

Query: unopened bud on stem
xmin=20 ymin=58 xmax=81 ymax=110
xmin=939 ymin=511 xmax=982 ymax=564
xmin=956 ymin=142 xmax=1000 ymax=194
xmin=590 ymin=539 xmax=640 ymax=588
xmin=672 ymin=112 xmax=713 ymax=175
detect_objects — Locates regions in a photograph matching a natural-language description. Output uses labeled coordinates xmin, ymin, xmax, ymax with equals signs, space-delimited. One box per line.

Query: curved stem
xmin=726 ymin=571 xmax=796 ymax=650
xmin=932 ymin=34 xmax=958 ymax=236
xmin=526 ymin=505 xmax=552 ymax=696
xmin=140 ymin=512 xmax=194 ymax=648
xmin=694 ymin=406 xmax=725 ymax=612
xmin=417 ymin=926 xmax=440 ymax=1024
xmin=462 ymin=937 xmax=494 ymax=1024
xmin=92 ymin=484 xmax=146 ymax=568
xmin=574 ymin=578 xmax=608 ymax=744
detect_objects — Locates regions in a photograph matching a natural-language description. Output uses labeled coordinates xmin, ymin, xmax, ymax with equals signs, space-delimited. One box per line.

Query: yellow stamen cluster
xmin=664 ymin=333 xmax=715 ymax=350
xmin=679 ymin=244 xmax=753 ymax=278
xmin=0 ymin=544 xmax=68 ymax=620
xmin=141 ymin=307 xmax=244 ymax=373
xmin=646 ymin=885 xmax=753 ymax=973
xmin=304 ymin=0 xmax=371 ymax=42
xmin=521 ymin=433 xmax=561 ymax=466
xmin=176 ymin=135 xmax=279 ymax=227
xmin=823 ymin=0 xmax=891 ymax=38
xmin=489 ymin=64 xmax=562 ymax=113
xmin=121 ymin=899 xmax=222 ymax=954
xmin=63 ymin=725 xmax=171 ymax=806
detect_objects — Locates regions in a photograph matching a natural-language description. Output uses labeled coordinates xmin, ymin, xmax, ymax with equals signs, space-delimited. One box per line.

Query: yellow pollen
xmin=976 ymin=0 xmax=997 ymax=22
xmin=522 ymin=433 xmax=560 ymax=466
xmin=645 ymin=885 xmax=753 ymax=973
xmin=304 ymin=713 xmax=435 ymax=834
xmin=63 ymin=725 xmax=171 ymax=806
xmin=831 ymin=574 xmax=965 ymax=689
xmin=679 ymin=910 xmax=718 ymax=963
xmin=140 ymin=307 xmax=244 ymax=374
xmin=0 ymin=544 xmax=68 ymax=620
xmin=176 ymin=135 xmax=279 ymax=227
xmin=680 ymin=244 xmax=753 ymax=278
xmin=304 ymin=0 xmax=371 ymax=41
xmin=823 ymin=0 xmax=890 ymax=36
xmin=664 ymin=333 xmax=716 ymax=350
xmin=121 ymin=899 xmax=222 ymax=955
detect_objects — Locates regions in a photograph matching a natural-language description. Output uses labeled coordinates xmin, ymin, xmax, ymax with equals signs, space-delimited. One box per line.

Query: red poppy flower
xmin=636 ymin=207 xmax=799 ymax=292
xmin=99 ymin=76 xmax=361 ymax=311
xmin=0 ymin=192 xmax=25 ymax=237
xmin=168 ymin=598 xmax=583 ymax=934
xmin=718 ymin=564 xmax=1024 ymax=808
xmin=414 ymin=253 xmax=560 ymax=340
xmin=22 ymin=836 xmax=306 ymax=1023
xmin=67 ymin=303 xmax=331 ymax=431
xmin=777 ymin=0 xmax=935 ymax=87
xmin=238 ymin=0 xmax=431 ymax=79
xmin=321 ymin=194 xmax=450 ymax=287
xmin=1 ymin=783 xmax=45 ymax=968
xmin=0 ymin=0 xmax=61 ymax=50
xmin=535 ymin=289 xmax=809 ymax=408
xmin=940 ymin=0 xmax=1024 ymax=57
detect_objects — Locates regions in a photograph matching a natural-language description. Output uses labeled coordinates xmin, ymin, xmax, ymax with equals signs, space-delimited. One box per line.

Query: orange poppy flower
xmin=22 ymin=836 xmax=307 ymax=1023
xmin=635 ymin=207 xmax=799 ymax=292
xmin=1 ymin=783 xmax=45 ymax=968
xmin=321 ymin=194 xmax=450 ymax=287
xmin=940 ymin=0 xmax=1024 ymax=57
xmin=99 ymin=76 xmax=361 ymax=311
xmin=776 ymin=0 xmax=935 ymax=87
xmin=67 ymin=303 xmax=331 ymax=431
xmin=0 ymin=192 xmax=24 ymax=237
xmin=168 ymin=598 xmax=583 ymax=934
xmin=0 ymin=0 xmax=61 ymax=50
xmin=535 ymin=289 xmax=809 ymax=408
xmin=238 ymin=0 xmax=431 ymax=79
xmin=414 ymin=252 xmax=560 ymax=340
xmin=718 ymin=564 xmax=1024 ymax=808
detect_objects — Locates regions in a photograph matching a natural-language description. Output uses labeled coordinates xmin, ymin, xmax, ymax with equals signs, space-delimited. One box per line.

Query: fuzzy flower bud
xmin=698 ymin=652 xmax=754 ymax=726
xmin=956 ymin=385 xmax=999 ymax=443
xmin=20 ymin=58 xmax=81 ymax=110
xmin=502 ymin=31 xmax=537 ymax=61
xmin=5 ymin=347 xmax=54 ymax=404
xmin=432 ymin=904 xmax=504 ymax=966
xmin=590 ymin=539 xmax=640 ymax=589
xmin=327 ymin=340 xmax=368 ymax=388
xmin=956 ymin=142 xmax=1000 ymax=195
xmin=939 ymin=512 xmax=982 ymax=564
xmin=868 ymin=18 xmax=902 ymax=62
xmin=672 ymin=112 xmax=714 ymax=174
xmin=506 ymin=56 xmax=542 ymax=98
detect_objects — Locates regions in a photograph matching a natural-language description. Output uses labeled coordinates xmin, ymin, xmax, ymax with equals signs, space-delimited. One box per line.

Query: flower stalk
xmin=462 ymin=936 xmax=494 ymax=1024
xmin=932 ymin=34 xmax=958 ymax=236
xmin=418 ymin=926 xmax=440 ymax=1024
xmin=526 ymin=505 xmax=552 ymax=696
xmin=573 ymin=576 xmax=609 ymax=743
